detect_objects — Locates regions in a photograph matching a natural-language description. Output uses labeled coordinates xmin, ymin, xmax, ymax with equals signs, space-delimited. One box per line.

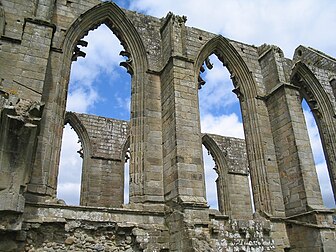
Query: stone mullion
xmin=217 ymin=175 xmax=230 ymax=215
xmin=49 ymin=58 xmax=69 ymax=196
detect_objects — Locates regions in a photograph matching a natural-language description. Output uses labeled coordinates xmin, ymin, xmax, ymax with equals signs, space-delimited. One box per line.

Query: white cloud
xmin=114 ymin=95 xmax=131 ymax=114
xmin=70 ymin=25 xmax=123 ymax=84
xmin=201 ymin=113 xmax=244 ymax=139
xmin=129 ymin=0 xmax=336 ymax=58
xmin=67 ymin=24 xmax=124 ymax=113
xmin=199 ymin=55 xmax=238 ymax=115
xmin=57 ymin=183 xmax=81 ymax=206
xmin=66 ymin=86 xmax=99 ymax=113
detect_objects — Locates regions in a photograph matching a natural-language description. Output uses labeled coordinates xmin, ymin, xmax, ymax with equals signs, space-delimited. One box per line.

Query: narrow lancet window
xmin=302 ymin=99 xmax=336 ymax=208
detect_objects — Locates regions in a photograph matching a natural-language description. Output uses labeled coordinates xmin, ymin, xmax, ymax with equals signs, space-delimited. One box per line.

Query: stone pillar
xmin=160 ymin=13 xmax=208 ymax=251
xmin=262 ymin=47 xmax=324 ymax=216
xmin=19 ymin=0 xmax=57 ymax=200
xmin=140 ymin=73 xmax=165 ymax=203
xmin=160 ymin=13 xmax=206 ymax=206
xmin=269 ymin=86 xmax=323 ymax=215
xmin=22 ymin=20 xmax=57 ymax=199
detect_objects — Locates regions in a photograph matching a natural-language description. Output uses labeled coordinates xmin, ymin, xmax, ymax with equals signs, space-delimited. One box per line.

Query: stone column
xmin=262 ymin=48 xmax=324 ymax=216
xmin=160 ymin=13 xmax=206 ymax=206
xmin=268 ymin=86 xmax=324 ymax=215
xmin=140 ymin=73 xmax=165 ymax=203
xmin=22 ymin=20 xmax=57 ymax=199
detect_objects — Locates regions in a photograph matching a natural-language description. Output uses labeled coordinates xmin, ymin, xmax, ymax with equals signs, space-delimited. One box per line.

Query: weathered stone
xmin=64 ymin=237 xmax=75 ymax=245
xmin=0 ymin=0 xmax=336 ymax=251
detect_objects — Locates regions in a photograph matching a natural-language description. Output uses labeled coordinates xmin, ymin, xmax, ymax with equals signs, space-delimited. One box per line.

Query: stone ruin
xmin=0 ymin=0 xmax=336 ymax=251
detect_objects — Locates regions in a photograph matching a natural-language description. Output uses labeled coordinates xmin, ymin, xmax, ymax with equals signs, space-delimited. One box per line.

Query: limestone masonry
xmin=0 ymin=0 xmax=336 ymax=251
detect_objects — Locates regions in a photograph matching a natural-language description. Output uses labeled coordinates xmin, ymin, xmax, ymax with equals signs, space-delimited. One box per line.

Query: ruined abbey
xmin=0 ymin=0 xmax=336 ymax=251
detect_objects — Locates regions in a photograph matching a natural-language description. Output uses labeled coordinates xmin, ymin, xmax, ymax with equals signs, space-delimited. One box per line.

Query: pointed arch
xmin=202 ymin=134 xmax=230 ymax=215
xmin=195 ymin=35 xmax=257 ymax=97
xmin=291 ymin=61 xmax=336 ymax=202
xmin=63 ymin=112 xmax=91 ymax=205
xmin=195 ymin=35 xmax=274 ymax=214
xmin=62 ymin=2 xmax=148 ymax=75
xmin=54 ymin=2 xmax=149 ymax=203
xmin=64 ymin=112 xmax=91 ymax=158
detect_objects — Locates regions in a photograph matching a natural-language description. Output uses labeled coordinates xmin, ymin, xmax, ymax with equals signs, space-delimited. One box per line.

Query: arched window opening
xmin=202 ymin=145 xmax=219 ymax=210
xmin=68 ymin=24 xmax=131 ymax=119
xmin=198 ymin=55 xmax=243 ymax=137
xmin=57 ymin=123 xmax=83 ymax=205
xmin=57 ymin=24 xmax=132 ymax=207
xmin=302 ymin=99 xmax=336 ymax=208
xmin=198 ymin=54 xmax=254 ymax=214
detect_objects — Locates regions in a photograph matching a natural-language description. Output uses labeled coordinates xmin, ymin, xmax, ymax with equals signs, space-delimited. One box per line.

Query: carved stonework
xmin=72 ymin=39 xmax=88 ymax=61
xmin=120 ymin=50 xmax=134 ymax=75
xmin=198 ymin=56 xmax=213 ymax=89
xmin=0 ymin=89 xmax=43 ymax=230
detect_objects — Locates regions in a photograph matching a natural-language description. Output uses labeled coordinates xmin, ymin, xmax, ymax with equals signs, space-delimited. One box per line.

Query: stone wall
xmin=65 ymin=112 xmax=129 ymax=207
xmin=0 ymin=0 xmax=336 ymax=251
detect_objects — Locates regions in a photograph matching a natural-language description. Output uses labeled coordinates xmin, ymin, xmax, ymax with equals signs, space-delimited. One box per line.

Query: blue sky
xmin=57 ymin=0 xmax=336 ymax=209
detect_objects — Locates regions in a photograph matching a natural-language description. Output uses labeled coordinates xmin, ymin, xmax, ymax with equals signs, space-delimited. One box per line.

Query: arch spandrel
xmin=291 ymin=62 xmax=336 ymax=203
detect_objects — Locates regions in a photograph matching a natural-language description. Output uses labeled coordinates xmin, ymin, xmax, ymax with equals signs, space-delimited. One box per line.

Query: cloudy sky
xmin=57 ymin=0 xmax=336 ymax=209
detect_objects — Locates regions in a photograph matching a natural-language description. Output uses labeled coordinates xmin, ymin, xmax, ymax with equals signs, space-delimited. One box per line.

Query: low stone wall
xmin=0 ymin=203 xmax=280 ymax=252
